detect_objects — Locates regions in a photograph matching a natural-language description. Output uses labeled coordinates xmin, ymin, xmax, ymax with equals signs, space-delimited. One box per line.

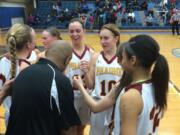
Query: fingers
xmin=80 ymin=60 xmax=89 ymax=73
xmin=73 ymin=75 xmax=80 ymax=80
xmin=2 ymin=79 xmax=14 ymax=96
xmin=4 ymin=53 xmax=10 ymax=59
xmin=72 ymin=75 xmax=84 ymax=89
xmin=4 ymin=78 xmax=14 ymax=85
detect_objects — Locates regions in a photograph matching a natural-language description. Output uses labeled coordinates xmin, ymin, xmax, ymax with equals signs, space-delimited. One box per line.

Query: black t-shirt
xmin=6 ymin=58 xmax=81 ymax=135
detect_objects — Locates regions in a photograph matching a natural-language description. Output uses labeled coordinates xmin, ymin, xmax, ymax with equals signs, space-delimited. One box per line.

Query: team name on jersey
xmin=96 ymin=67 xmax=122 ymax=76
xmin=68 ymin=62 xmax=80 ymax=70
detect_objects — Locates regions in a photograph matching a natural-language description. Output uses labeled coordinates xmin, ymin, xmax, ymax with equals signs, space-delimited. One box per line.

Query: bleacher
xmin=32 ymin=0 xmax=178 ymax=29
xmin=61 ymin=1 xmax=79 ymax=10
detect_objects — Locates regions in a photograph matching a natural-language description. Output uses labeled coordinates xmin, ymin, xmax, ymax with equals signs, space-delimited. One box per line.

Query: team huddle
xmin=0 ymin=18 xmax=169 ymax=135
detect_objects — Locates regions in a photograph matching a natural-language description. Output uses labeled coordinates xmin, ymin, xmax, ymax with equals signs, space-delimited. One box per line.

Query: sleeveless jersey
xmin=66 ymin=46 xmax=92 ymax=97
xmin=27 ymin=50 xmax=37 ymax=62
xmin=0 ymin=57 xmax=30 ymax=111
xmin=113 ymin=80 xmax=162 ymax=135
xmin=91 ymin=52 xmax=122 ymax=98
xmin=91 ymin=52 xmax=122 ymax=126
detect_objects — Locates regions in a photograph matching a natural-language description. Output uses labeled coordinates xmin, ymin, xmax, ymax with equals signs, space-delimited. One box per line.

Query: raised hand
xmin=3 ymin=79 xmax=14 ymax=96
xmin=73 ymin=75 xmax=84 ymax=90
xmin=80 ymin=60 xmax=90 ymax=74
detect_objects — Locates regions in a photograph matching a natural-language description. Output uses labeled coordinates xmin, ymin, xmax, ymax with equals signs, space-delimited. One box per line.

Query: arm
xmin=0 ymin=90 xmax=7 ymax=105
xmin=82 ymin=52 xmax=99 ymax=89
xmin=0 ymin=79 xmax=14 ymax=105
xmin=19 ymin=62 xmax=30 ymax=72
xmin=73 ymin=76 xmax=117 ymax=112
xmin=120 ymin=89 xmax=143 ymax=135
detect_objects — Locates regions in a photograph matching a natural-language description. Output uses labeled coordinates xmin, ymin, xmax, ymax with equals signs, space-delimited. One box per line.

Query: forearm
xmin=0 ymin=89 xmax=7 ymax=105
xmin=84 ymin=73 xmax=94 ymax=89
xmin=0 ymin=80 xmax=13 ymax=105
xmin=79 ymin=84 xmax=99 ymax=112
xmin=78 ymin=81 xmax=117 ymax=112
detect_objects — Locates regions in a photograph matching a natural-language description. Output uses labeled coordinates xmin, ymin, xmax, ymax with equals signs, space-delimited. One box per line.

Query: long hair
xmin=124 ymin=35 xmax=169 ymax=112
xmin=6 ymin=23 xmax=32 ymax=79
xmin=115 ymin=42 xmax=132 ymax=99
xmin=115 ymin=71 xmax=132 ymax=99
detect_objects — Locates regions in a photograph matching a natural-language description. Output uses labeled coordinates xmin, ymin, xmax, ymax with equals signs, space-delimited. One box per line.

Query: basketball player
xmin=38 ymin=26 xmax=62 ymax=58
xmin=83 ymin=23 xmax=123 ymax=135
xmin=73 ymin=34 xmax=169 ymax=135
xmin=0 ymin=23 xmax=35 ymax=127
xmin=66 ymin=18 xmax=94 ymax=135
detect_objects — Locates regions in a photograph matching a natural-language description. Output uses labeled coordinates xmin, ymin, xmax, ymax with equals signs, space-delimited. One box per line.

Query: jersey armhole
xmin=125 ymin=87 xmax=144 ymax=118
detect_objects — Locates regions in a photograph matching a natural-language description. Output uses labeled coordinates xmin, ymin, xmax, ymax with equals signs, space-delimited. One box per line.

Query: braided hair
xmin=6 ymin=23 xmax=32 ymax=79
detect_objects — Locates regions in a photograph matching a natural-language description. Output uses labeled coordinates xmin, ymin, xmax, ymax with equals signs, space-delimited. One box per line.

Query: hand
xmin=3 ymin=79 xmax=14 ymax=96
xmin=73 ymin=75 xmax=84 ymax=89
xmin=3 ymin=52 xmax=10 ymax=59
xmin=115 ymin=81 xmax=120 ymax=87
xmin=80 ymin=60 xmax=90 ymax=74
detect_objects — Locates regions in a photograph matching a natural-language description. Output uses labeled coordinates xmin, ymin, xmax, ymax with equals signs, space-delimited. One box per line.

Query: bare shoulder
xmin=120 ymin=88 xmax=143 ymax=114
xmin=19 ymin=62 xmax=30 ymax=72
xmin=122 ymin=88 xmax=142 ymax=100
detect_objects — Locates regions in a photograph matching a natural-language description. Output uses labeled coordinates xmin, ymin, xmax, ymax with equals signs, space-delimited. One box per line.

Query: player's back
xmin=113 ymin=80 xmax=162 ymax=135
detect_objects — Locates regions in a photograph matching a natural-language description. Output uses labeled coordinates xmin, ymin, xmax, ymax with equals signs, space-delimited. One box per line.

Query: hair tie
xmin=10 ymin=34 xmax=16 ymax=39
xmin=8 ymin=35 xmax=17 ymax=46
xmin=9 ymin=34 xmax=17 ymax=42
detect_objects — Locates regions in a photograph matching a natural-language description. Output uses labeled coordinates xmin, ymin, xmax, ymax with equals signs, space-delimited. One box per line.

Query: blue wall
xmin=0 ymin=7 xmax=25 ymax=28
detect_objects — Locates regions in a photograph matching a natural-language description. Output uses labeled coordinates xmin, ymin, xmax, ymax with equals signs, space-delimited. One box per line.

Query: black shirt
xmin=6 ymin=58 xmax=81 ymax=135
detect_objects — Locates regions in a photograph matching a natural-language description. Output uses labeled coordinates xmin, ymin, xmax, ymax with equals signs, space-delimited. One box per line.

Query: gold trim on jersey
xmin=96 ymin=67 xmax=122 ymax=76
xmin=68 ymin=62 xmax=80 ymax=70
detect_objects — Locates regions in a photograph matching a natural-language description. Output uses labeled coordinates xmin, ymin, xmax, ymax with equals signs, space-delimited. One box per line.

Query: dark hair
xmin=101 ymin=23 xmax=120 ymax=46
xmin=45 ymin=27 xmax=62 ymax=40
xmin=124 ymin=35 xmax=169 ymax=112
xmin=116 ymin=42 xmax=126 ymax=63
xmin=69 ymin=18 xmax=85 ymax=29
xmin=115 ymin=71 xmax=132 ymax=99
xmin=115 ymin=42 xmax=132 ymax=99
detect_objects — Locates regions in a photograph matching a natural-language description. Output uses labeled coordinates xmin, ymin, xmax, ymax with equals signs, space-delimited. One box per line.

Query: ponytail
xmin=152 ymin=54 xmax=169 ymax=112
xmin=5 ymin=23 xmax=32 ymax=79
xmin=8 ymin=36 xmax=17 ymax=79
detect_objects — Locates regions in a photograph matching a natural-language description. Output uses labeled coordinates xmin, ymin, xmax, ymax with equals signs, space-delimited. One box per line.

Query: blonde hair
xmin=45 ymin=27 xmax=62 ymax=40
xmin=101 ymin=24 xmax=120 ymax=46
xmin=6 ymin=23 xmax=32 ymax=79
